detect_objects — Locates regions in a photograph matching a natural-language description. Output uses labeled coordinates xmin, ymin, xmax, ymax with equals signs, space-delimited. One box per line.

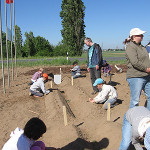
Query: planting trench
xmin=43 ymin=72 xmax=123 ymax=150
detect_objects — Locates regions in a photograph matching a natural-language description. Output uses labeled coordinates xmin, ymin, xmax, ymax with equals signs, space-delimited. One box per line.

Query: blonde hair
xmin=39 ymin=68 xmax=44 ymax=72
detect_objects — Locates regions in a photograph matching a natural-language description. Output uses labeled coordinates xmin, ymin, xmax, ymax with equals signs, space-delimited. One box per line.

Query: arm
xmin=40 ymin=81 xmax=50 ymax=94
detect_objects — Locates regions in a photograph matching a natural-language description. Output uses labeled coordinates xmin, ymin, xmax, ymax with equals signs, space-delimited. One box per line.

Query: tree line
xmin=0 ymin=0 xmax=85 ymax=58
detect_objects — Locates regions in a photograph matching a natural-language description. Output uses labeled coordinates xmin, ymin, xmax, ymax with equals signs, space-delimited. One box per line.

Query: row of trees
xmin=1 ymin=0 xmax=86 ymax=58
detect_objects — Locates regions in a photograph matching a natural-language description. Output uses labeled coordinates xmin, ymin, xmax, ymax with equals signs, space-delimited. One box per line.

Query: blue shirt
xmin=88 ymin=45 xmax=96 ymax=68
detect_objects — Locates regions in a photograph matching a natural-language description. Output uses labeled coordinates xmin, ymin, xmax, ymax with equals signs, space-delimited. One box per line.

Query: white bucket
xmin=54 ymin=74 xmax=61 ymax=84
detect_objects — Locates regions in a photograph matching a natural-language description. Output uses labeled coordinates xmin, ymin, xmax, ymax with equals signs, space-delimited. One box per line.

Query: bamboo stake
xmin=63 ymin=106 xmax=68 ymax=126
xmin=5 ymin=0 xmax=10 ymax=86
xmin=10 ymin=0 xmax=14 ymax=80
xmin=0 ymin=0 xmax=6 ymax=94
xmin=60 ymin=68 xmax=61 ymax=74
xmin=13 ymin=0 xmax=17 ymax=77
xmin=28 ymin=110 xmax=39 ymax=116
xmin=50 ymin=80 xmax=52 ymax=88
xmin=107 ymin=103 xmax=110 ymax=121
xmin=71 ymin=76 xmax=73 ymax=86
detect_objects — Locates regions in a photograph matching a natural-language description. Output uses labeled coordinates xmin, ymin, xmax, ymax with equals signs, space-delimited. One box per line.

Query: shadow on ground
xmin=59 ymin=137 xmax=109 ymax=150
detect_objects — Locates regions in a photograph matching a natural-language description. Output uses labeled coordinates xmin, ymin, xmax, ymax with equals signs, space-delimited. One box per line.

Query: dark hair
xmin=73 ymin=61 xmax=78 ymax=66
xmin=123 ymin=37 xmax=131 ymax=45
xmin=24 ymin=117 xmax=46 ymax=140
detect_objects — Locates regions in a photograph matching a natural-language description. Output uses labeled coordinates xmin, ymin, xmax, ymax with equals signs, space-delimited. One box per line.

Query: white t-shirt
xmin=2 ymin=127 xmax=34 ymax=150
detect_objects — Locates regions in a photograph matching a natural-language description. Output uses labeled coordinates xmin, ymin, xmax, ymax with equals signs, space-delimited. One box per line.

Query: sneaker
xmin=91 ymin=91 xmax=97 ymax=95
xmin=29 ymin=92 xmax=33 ymax=96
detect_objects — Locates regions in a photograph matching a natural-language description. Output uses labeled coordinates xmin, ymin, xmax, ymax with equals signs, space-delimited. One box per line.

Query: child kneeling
xmin=89 ymin=78 xmax=117 ymax=110
xmin=70 ymin=61 xmax=81 ymax=79
xmin=30 ymin=73 xmax=50 ymax=97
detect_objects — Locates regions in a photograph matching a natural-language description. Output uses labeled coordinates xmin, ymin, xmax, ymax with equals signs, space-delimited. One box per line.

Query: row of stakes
xmin=50 ymin=68 xmax=111 ymax=126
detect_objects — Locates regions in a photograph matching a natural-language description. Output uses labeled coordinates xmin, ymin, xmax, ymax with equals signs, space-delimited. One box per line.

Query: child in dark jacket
xmin=102 ymin=60 xmax=111 ymax=77
xmin=70 ymin=61 xmax=81 ymax=79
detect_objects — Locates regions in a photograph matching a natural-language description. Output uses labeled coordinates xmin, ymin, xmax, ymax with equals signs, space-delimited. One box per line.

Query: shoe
xmin=29 ymin=92 xmax=33 ymax=96
xmin=91 ymin=91 xmax=97 ymax=95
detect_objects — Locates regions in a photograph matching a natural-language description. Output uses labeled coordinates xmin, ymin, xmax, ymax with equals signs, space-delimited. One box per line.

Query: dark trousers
xmin=89 ymin=67 xmax=101 ymax=92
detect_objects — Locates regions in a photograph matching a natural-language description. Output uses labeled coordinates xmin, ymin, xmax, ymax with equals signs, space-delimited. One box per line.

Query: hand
xmin=87 ymin=68 xmax=90 ymax=72
xmin=89 ymin=98 xmax=95 ymax=103
xmin=96 ymin=65 xmax=99 ymax=70
xmin=146 ymin=68 xmax=150 ymax=73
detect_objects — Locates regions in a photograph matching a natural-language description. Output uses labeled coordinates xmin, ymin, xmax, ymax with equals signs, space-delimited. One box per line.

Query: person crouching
xmin=29 ymin=73 xmax=50 ymax=97
xmin=89 ymin=78 xmax=118 ymax=109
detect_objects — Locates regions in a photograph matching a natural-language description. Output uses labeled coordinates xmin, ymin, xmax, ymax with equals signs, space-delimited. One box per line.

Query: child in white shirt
xmin=89 ymin=78 xmax=117 ymax=109
xmin=30 ymin=73 xmax=50 ymax=97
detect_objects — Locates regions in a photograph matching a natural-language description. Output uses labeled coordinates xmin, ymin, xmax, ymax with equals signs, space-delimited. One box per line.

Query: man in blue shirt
xmin=84 ymin=37 xmax=103 ymax=95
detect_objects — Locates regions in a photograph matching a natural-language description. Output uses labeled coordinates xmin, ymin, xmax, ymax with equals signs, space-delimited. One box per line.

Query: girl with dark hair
xmin=2 ymin=117 xmax=47 ymax=150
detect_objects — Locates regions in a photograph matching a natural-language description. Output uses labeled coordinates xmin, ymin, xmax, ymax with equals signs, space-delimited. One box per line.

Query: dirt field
xmin=0 ymin=65 xmax=147 ymax=150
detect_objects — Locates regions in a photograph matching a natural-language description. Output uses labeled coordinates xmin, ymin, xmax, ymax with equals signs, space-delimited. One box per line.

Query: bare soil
xmin=0 ymin=65 xmax=147 ymax=150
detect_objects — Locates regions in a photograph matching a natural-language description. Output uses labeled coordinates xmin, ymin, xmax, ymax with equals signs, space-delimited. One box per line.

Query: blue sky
xmin=1 ymin=0 xmax=150 ymax=49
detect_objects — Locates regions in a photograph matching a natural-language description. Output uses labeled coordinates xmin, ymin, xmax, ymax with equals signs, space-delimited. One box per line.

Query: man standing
xmin=84 ymin=37 xmax=103 ymax=95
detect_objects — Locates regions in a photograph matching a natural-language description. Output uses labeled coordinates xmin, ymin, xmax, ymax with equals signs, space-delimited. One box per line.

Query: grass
xmin=102 ymin=51 xmax=125 ymax=58
xmin=0 ymin=51 xmax=126 ymax=68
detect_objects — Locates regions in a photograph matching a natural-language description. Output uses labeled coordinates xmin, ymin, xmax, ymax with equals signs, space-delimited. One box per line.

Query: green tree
xmin=60 ymin=0 xmax=85 ymax=56
xmin=53 ymin=42 xmax=66 ymax=56
xmin=1 ymin=32 xmax=6 ymax=58
xmin=0 ymin=32 xmax=15 ymax=58
xmin=34 ymin=36 xmax=53 ymax=56
xmin=23 ymin=31 xmax=35 ymax=57
xmin=15 ymin=25 xmax=23 ymax=57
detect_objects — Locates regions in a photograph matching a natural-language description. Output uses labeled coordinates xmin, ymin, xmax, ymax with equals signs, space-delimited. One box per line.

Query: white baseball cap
xmin=129 ymin=28 xmax=146 ymax=37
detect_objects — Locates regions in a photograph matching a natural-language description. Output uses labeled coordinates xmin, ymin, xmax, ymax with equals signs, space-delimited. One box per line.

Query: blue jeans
xmin=127 ymin=76 xmax=150 ymax=110
xmin=119 ymin=75 xmax=150 ymax=150
xmin=71 ymin=72 xmax=80 ymax=79
xmin=103 ymin=98 xmax=117 ymax=110
xmin=118 ymin=114 xmax=132 ymax=150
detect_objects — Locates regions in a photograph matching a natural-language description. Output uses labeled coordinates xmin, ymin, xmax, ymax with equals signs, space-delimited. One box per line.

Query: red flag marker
xmin=6 ymin=0 xmax=13 ymax=4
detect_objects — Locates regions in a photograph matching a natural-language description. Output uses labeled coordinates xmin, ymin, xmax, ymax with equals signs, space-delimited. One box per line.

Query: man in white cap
xmin=119 ymin=28 xmax=150 ymax=149
xmin=89 ymin=78 xmax=117 ymax=110
xmin=119 ymin=106 xmax=150 ymax=150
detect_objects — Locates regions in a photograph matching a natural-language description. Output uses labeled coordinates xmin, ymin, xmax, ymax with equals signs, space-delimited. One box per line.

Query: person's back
xmin=2 ymin=118 xmax=46 ymax=150
xmin=31 ymin=68 xmax=43 ymax=83
xmin=126 ymin=106 xmax=150 ymax=149
xmin=2 ymin=127 xmax=34 ymax=150
xmin=94 ymin=84 xmax=117 ymax=103
xmin=100 ymin=84 xmax=117 ymax=100
xmin=30 ymin=77 xmax=44 ymax=92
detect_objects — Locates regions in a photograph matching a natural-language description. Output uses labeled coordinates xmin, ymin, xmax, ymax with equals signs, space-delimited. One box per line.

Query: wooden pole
xmin=13 ymin=0 xmax=17 ymax=77
xmin=5 ymin=0 xmax=10 ymax=86
xmin=10 ymin=0 xmax=14 ymax=80
xmin=107 ymin=103 xmax=110 ymax=121
xmin=63 ymin=106 xmax=68 ymax=126
xmin=60 ymin=68 xmax=61 ymax=74
xmin=0 ymin=0 xmax=6 ymax=94
xmin=50 ymin=80 xmax=52 ymax=88
xmin=71 ymin=76 xmax=73 ymax=86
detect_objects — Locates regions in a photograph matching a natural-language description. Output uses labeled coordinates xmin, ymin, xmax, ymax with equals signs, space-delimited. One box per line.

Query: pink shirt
xmin=31 ymin=72 xmax=42 ymax=82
